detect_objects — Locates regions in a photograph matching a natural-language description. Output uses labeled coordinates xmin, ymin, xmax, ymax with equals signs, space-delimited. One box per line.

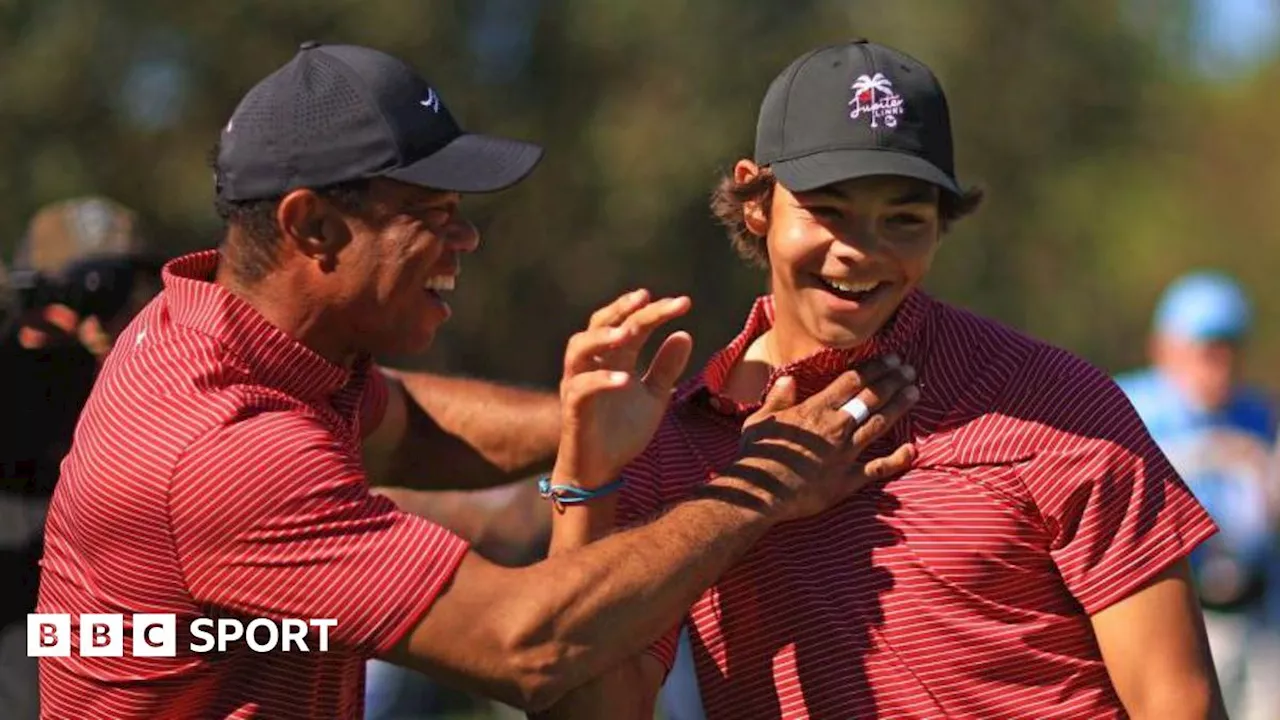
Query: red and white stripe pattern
xmin=37 ymin=250 xmax=470 ymax=719
xmin=626 ymin=291 xmax=1217 ymax=719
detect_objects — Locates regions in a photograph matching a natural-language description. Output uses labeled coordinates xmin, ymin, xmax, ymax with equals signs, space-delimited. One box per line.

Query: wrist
xmin=698 ymin=468 xmax=788 ymax=523
xmin=550 ymin=458 xmax=616 ymax=490
xmin=539 ymin=471 xmax=626 ymax=514
xmin=672 ymin=478 xmax=779 ymax=549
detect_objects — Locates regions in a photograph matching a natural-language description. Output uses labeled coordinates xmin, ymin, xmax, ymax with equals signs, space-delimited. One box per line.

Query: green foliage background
xmin=2 ymin=0 xmax=1275 ymax=390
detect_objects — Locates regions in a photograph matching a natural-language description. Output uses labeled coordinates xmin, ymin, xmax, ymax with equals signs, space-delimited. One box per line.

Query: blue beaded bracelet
xmin=537 ymin=476 xmax=626 ymax=513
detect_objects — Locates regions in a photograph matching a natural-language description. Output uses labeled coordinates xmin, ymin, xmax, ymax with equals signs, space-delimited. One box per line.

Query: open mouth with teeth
xmin=815 ymin=276 xmax=888 ymax=303
xmin=423 ymin=275 xmax=456 ymax=294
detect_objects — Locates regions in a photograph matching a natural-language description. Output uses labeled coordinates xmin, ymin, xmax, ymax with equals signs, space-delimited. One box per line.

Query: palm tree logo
xmin=849 ymin=73 xmax=904 ymax=128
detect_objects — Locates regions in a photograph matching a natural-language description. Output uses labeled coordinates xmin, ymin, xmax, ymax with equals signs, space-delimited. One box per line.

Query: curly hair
xmin=710 ymin=167 xmax=986 ymax=267
xmin=209 ymin=141 xmax=374 ymax=283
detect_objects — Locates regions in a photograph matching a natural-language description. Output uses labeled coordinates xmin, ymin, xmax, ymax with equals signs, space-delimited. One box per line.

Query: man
xmin=35 ymin=42 xmax=918 ymax=718
xmin=1116 ymin=271 xmax=1280 ymax=720
xmin=541 ymin=39 xmax=1226 ymax=719
xmin=0 ymin=197 xmax=166 ymax=720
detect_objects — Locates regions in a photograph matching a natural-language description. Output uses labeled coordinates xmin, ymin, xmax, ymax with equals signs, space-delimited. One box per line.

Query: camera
xmin=6 ymin=257 xmax=153 ymax=325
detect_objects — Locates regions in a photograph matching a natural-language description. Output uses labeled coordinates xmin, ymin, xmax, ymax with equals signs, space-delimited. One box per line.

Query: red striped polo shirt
xmin=36 ymin=250 xmax=470 ymax=719
xmin=625 ymin=291 xmax=1217 ymax=719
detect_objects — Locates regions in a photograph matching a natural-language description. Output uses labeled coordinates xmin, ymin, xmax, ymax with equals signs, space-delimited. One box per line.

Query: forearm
xmin=530 ymin=657 xmax=662 ymax=720
xmin=547 ymin=496 xmax=621 ymax=557
xmin=502 ymin=479 xmax=773 ymax=705
xmin=375 ymin=484 xmax=551 ymax=565
xmin=388 ymin=371 xmax=560 ymax=490
xmin=535 ymin=497 xmax=665 ymax=718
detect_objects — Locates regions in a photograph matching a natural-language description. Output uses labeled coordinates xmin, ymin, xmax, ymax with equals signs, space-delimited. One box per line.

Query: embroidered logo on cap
xmin=420 ymin=88 xmax=441 ymax=113
xmin=849 ymin=73 xmax=904 ymax=129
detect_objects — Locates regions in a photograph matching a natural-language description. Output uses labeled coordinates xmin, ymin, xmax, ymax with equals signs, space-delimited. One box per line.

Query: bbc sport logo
xmin=28 ymin=614 xmax=336 ymax=657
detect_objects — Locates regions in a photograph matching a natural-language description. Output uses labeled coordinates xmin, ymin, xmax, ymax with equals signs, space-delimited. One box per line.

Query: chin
xmin=811 ymin=316 xmax=885 ymax=351
xmin=819 ymin=331 xmax=875 ymax=351
xmin=398 ymin=330 xmax=437 ymax=356
xmin=368 ymin=328 xmax=436 ymax=358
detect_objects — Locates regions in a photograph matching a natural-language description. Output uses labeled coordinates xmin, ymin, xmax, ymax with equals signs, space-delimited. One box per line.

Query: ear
xmin=734 ymin=159 xmax=770 ymax=237
xmin=277 ymin=189 xmax=352 ymax=265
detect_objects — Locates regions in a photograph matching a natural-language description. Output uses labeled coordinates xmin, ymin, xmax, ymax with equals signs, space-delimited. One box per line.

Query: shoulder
xmin=68 ymin=319 xmax=268 ymax=475
xmin=169 ymin=410 xmax=364 ymax=531
xmin=930 ymin=300 xmax=1119 ymax=406
xmin=926 ymin=300 xmax=1123 ymax=415
xmin=924 ymin=300 xmax=1045 ymax=389
xmin=1230 ymin=385 xmax=1278 ymax=436
xmin=179 ymin=408 xmax=356 ymax=479
xmin=929 ymin=301 xmax=1143 ymax=458
xmin=929 ymin=299 xmax=1040 ymax=350
xmin=96 ymin=301 xmax=247 ymax=401
xmin=1009 ymin=341 xmax=1137 ymax=439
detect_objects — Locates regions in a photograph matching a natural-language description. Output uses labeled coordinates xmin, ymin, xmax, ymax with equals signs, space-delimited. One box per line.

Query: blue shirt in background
xmin=1116 ymin=368 xmax=1278 ymax=619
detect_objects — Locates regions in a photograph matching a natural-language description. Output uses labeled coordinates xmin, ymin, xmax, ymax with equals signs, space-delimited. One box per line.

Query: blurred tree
xmin=1 ymin=0 xmax=1276 ymax=393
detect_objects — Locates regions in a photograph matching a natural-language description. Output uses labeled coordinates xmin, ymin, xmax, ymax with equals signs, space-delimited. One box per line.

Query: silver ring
xmin=839 ymin=397 xmax=870 ymax=425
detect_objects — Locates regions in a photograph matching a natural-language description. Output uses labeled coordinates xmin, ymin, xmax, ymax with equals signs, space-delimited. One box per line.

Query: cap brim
xmin=770 ymin=149 xmax=961 ymax=196
xmin=386 ymin=133 xmax=543 ymax=193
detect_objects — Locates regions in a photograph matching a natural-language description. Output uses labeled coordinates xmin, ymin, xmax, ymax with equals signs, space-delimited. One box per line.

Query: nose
xmin=444 ymin=218 xmax=480 ymax=254
xmin=830 ymin=216 xmax=879 ymax=258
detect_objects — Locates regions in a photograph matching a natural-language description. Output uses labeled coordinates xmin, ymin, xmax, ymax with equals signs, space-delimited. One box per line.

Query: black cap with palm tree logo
xmin=754 ymin=39 xmax=961 ymax=196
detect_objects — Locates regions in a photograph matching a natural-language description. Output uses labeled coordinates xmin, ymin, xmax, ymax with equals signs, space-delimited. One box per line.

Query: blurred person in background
xmin=0 ymin=197 xmax=166 ymax=720
xmin=541 ymin=39 xmax=1225 ymax=720
xmin=1116 ymin=270 xmax=1280 ymax=720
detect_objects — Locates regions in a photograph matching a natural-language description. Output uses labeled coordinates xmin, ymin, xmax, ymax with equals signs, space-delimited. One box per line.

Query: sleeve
xmin=169 ymin=411 xmax=471 ymax=657
xmin=358 ymin=364 xmax=391 ymax=439
xmin=646 ymin=618 xmax=683 ymax=675
xmin=617 ymin=442 xmax=682 ymax=673
xmin=1017 ymin=351 xmax=1219 ymax=615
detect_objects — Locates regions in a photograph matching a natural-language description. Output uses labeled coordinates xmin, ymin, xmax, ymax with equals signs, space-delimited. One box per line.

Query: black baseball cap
xmin=755 ymin=39 xmax=960 ymax=196
xmin=215 ymin=42 xmax=543 ymax=201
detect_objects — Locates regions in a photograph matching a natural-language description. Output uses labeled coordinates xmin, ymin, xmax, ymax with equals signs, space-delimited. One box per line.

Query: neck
xmin=763 ymin=320 xmax=832 ymax=368
xmin=723 ymin=314 xmax=872 ymax=405
xmin=214 ymin=260 xmax=356 ymax=367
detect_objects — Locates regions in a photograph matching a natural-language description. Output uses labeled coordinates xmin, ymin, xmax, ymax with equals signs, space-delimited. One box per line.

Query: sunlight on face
xmin=340 ymin=179 xmax=479 ymax=357
xmin=762 ymin=172 xmax=942 ymax=361
xmin=1155 ymin=334 xmax=1240 ymax=411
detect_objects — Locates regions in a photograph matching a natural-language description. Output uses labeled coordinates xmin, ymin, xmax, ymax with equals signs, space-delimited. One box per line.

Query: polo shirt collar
xmin=676 ymin=289 xmax=931 ymax=415
xmin=162 ymin=250 xmax=359 ymax=400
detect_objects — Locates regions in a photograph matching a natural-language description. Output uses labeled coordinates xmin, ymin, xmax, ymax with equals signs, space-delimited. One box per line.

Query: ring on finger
xmin=839 ymin=397 xmax=871 ymax=425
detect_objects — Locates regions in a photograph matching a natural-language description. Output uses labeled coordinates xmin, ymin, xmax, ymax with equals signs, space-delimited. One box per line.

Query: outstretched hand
xmin=554 ymin=289 xmax=694 ymax=488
